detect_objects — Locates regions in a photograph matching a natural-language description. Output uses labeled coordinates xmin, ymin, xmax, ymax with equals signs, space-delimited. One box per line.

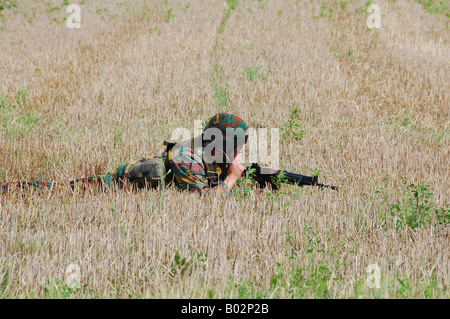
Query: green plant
xmin=15 ymin=88 xmax=27 ymax=108
xmin=226 ymin=0 xmax=239 ymax=10
xmin=244 ymin=65 xmax=261 ymax=82
xmin=422 ymin=0 xmax=448 ymax=15
xmin=318 ymin=4 xmax=334 ymax=18
xmin=213 ymin=86 xmax=228 ymax=109
xmin=96 ymin=6 xmax=107 ymax=18
xmin=401 ymin=117 xmax=409 ymax=126
xmin=268 ymin=228 xmax=340 ymax=298
xmin=238 ymin=43 xmax=248 ymax=52
xmin=396 ymin=278 xmax=411 ymax=298
xmin=113 ymin=132 xmax=122 ymax=146
xmin=0 ymin=267 xmax=9 ymax=297
xmin=209 ymin=64 xmax=229 ymax=111
xmin=165 ymin=8 xmax=175 ymax=22
xmin=169 ymin=250 xmax=208 ymax=279
xmin=171 ymin=250 xmax=189 ymax=277
xmin=282 ymin=107 xmax=304 ymax=141
xmin=364 ymin=0 xmax=374 ymax=14
xmin=117 ymin=1 xmax=131 ymax=11
xmin=0 ymin=0 xmax=17 ymax=12
xmin=234 ymin=166 xmax=258 ymax=197
xmin=389 ymin=184 xmax=449 ymax=229
xmin=270 ymin=169 xmax=286 ymax=190
xmin=0 ymin=93 xmax=13 ymax=109
xmin=236 ymin=280 xmax=260 ymax=298
xmin=44 ymin=278 xmax=79 ymax=299
xmin=216 ymin=0 xmax=238 ymax=35
xmin=46 ymin=0 xmax=69 ymax=14
xmin=243 ymin=64 xmax=270 ymax=82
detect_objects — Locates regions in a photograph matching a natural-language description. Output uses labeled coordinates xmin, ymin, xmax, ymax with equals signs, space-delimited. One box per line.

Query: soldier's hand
xmin=222 ymin=156 xmax=244 ymax=190
xmin=227 ymin=157 xmax=245 ymax=179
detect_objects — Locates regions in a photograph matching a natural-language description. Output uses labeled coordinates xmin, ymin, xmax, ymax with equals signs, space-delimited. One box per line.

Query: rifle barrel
xmin=317 ymin=183 xmax=340 ymax=191
xmin=246 ymin=163 xmax=340 ymax=191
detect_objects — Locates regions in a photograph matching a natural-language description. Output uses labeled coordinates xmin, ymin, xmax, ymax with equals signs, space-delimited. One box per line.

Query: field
xmin=0 ymin=0 xmax=449 ymax=299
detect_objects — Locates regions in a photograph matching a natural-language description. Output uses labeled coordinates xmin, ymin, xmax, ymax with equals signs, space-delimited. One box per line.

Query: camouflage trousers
xmin=1 ymin=156 xmax=167 ymax=193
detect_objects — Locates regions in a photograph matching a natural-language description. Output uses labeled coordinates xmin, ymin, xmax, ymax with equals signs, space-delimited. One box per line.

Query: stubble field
xmin=0 ymin=0 xmax=449 ymax=298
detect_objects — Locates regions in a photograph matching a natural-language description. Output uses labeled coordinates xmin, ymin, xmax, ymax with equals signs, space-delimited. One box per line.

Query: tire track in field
xmin=208 ymin=0 xmax=239 ymax=113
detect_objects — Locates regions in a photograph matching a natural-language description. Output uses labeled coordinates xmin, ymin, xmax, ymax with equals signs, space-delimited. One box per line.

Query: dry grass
xmin=0 ymin=0 xmax=448 ymax=298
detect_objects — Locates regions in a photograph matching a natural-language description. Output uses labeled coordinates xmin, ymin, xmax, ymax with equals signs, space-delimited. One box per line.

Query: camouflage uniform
xmin=1 ymin=113 xmax=247 ymax=195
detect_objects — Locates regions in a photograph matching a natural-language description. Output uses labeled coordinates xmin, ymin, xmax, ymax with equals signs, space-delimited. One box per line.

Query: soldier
xmin=1 ymin=113 xmax=248 ymax=195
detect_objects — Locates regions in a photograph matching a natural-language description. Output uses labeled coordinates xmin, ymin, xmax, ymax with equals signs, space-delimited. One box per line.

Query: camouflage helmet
xmin=203 ymin=113 xmax=248 ymax=150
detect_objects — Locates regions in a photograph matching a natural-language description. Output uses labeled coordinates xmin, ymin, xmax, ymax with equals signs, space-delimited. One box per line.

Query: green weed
xmin=113 ymin=132 xmax=122 ymax=146
xmin=421 ymin=0 xmax=448 ymax=15
xmin=165 ymin=8 xmax=175 ymax=22
xmin=238 ymin=43 xmax=249 ymax=52
xmin=0 ymin=267 xmax=9 ymax=297
xmin=268 ymin=228 xmax=342 ymax=298
xmin=244 ymin=65 xmax=261 ymax=82
xmin=244 ymin=64 xmax=270 ymax=82
xmin=282 ymin=107 xmax=304 ymax=141
xmin=95 ymin=6 xmax=108 ymax=19
xmin=0 ymin=0 xmax=17 ymax=12
xmin=117 ymin=1 xmax=131 ymax=11
xmin=0 ymin=93 xmax=13 ymax=109
xmin=170 ymin=250 xmax=208 ymax=279
xmin=15 ymin=88 xmax=27 ymax=108
xmin=45 ymin=0 xmax=69 ymax=14
xmin=208 ymin=64 xmax=229 ymax=111
xmin=388 ymin=184 xmax=449 ymax=229
xmin=401 ymin=117 xmax=409 ymax=127
xmin=234 ymin=166 xmax=258 ymax=198
xmin=0 ymin=0 xmax=16 ymax=28
xmin=317 ymin=4 xmax=334 ymax=18
xmin=44 ymin=278 xmax=79 ymax=299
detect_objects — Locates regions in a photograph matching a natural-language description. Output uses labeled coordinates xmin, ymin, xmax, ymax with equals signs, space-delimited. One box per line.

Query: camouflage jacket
xmin=1 ymin=139 xmax=229 ymax=194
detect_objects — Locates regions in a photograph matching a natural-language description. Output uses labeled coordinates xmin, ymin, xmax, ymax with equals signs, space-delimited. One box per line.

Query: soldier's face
xmin=209 ymin=145 xmax=243 ymax=163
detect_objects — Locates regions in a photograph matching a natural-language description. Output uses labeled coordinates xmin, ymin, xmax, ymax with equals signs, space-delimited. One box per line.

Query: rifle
xmin=241 ymin=163 xmax=340 ymax=191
